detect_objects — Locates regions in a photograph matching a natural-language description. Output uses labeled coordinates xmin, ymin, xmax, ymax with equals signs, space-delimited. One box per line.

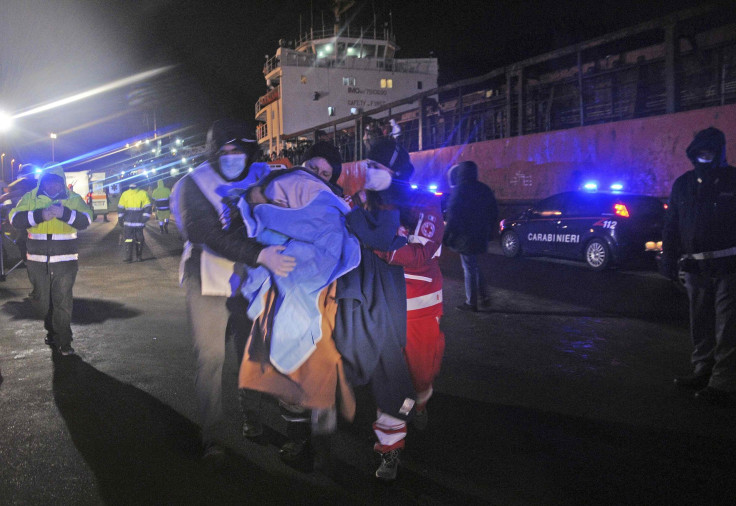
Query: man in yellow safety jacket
xmin=118 ymin=182 xmax=152 ymax=262
xmin=10 ymin=163 xmax=92 ymax=355
xmin=152 ymin=179 xmax=172 ymax=234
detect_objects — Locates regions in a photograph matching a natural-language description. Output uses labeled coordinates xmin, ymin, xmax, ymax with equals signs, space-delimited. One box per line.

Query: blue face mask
xmin=219 ymin=154 xmax=247 ymax=180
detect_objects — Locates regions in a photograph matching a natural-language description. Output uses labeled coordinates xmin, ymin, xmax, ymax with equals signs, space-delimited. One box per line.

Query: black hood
xmin=686 ymin=127 xmax=727 ymax=171
xmin=303 ymin=141 xmax=343 ymax=184
xmin=206 ymin=118 xmax=260 ymax=181
xmin=447 ymin=161 xmax=478 ymax=187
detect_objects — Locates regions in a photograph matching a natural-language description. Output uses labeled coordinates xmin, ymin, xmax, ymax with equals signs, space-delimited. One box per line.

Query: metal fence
xmin=280 ymin=5 xmax=736 ymax=164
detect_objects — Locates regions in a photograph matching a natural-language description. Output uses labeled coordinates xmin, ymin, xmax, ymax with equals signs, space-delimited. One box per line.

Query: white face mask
xmin=364 ymin=168 xmax=392 ymax=191
xmin=219 ymin=154 xmax=247 ymax=180
xmin=697 ymin=155 xmax=714 ymax=164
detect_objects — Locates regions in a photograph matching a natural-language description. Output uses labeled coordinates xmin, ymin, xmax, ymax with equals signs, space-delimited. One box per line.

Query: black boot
xmin=135 ymin=243 xmax=143 ymax=262
xmin=280 ymin=420 xmax=313 ymax=472
xmin=164 ymin=222 xmax=169 ymax=234
xmin=239 ymin=389 xmax=264 ymax=440
xmin=124 ymin=243 xmax=133 ymax=262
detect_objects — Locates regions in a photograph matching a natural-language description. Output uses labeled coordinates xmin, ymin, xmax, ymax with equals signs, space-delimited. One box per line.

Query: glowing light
xmin=35 ymin=168 xmax=43 ymax=175
xmin=181 ymin=157 xmax=187 ymax=163
xmin=428 ymin=184 xmax=438 ymax=191
xmin=411 ymin=184 xmax=418 ymax=189
xmin=614 ymin=203 xmax=630 ymax=217
xmin=188 ymin=167 xmax=193 ymax=172
xmin=176 ymin=139 xmax=182 ymax=145
xmin=12 ymin=66 xmax=174 ymax=120
xmin=610 ymin=183 xmax=623 ymax=191
xmin=0 ymin=111 xmax=13 ymax=132
xmin=434 ymin=192 xmax=443 ymax=196
xmin=583 ymin=182 xmax=598 ymax=191
xmin=170 ymin=168 xmax=179 ymax=176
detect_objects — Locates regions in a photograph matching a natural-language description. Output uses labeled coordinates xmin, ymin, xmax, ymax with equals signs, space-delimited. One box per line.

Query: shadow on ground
xmin=51 ymin=353 xmax=347 ymax=505
xmin=396 ymin=391 xmax=736 ymax=505
xmin=2 ymin=298 xmax=141 ymax=324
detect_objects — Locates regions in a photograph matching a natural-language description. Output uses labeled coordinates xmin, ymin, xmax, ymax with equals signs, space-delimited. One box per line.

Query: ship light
xmin=583 ymin=182 xmax=597 ymax=191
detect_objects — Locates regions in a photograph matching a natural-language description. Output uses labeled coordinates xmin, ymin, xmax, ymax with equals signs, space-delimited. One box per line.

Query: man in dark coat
xmin=442 ymin=160 xmax=498 ymax=312
xmin=662 ymin=126 xmax=736 ymax=407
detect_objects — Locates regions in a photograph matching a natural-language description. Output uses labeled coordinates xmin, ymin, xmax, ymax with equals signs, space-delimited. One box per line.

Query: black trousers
xmin=27 ymin=260 xmax=78 ymax=347
xmin=685 ymin=270 xmax=736 ymax=391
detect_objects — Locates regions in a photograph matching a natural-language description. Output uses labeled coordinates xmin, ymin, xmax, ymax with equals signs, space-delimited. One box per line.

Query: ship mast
xmin=332 ymin=0 xmax=355 ymax=35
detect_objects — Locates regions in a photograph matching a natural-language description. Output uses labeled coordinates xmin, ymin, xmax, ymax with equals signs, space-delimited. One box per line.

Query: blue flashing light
xmin=410 ymin=184 xmax=418 ymax=189
xmin=428 ymin=184 xmax=438 ymax=191
xmin=610 ymin=183 xmax=624 ymax=191
xmin=583 ymin=182 xmax=598 ymax=191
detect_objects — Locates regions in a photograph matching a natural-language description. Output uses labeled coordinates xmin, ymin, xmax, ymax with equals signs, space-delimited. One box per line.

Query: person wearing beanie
xmin=365 ymin=136 xmax=445 ymax=478
xmin=663 ymin=127 xmax=736 ymax=408
xmin=442 ymin=160 xmax=498 ymax=312
xmin=170 ymin=118 xmax=297 ymax=468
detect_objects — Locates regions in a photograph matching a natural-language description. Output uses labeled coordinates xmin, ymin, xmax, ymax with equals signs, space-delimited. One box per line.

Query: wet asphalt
xmin=1 ymin=215 xmax=735 ymax=505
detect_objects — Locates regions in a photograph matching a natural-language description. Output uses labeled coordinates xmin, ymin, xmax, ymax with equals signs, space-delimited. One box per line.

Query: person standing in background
xmin=442 ymin=160 xmax=498 ymax=312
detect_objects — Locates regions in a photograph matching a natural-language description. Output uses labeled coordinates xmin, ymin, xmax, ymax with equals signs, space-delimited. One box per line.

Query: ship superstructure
xmin=255 ymin=2 xmax=438 ymax=157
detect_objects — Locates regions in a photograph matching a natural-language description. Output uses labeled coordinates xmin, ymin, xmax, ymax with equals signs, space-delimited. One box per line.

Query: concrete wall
xmin=408 ymin=103 xmax=736 ymax=201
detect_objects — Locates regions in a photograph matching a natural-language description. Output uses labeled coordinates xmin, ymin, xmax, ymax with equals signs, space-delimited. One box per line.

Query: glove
xmin=41 ymin=203 xmax=62 ymax=221
xmin=257 ymin=245 xmax=296 ymax=277
xmin=51 ymin=203 xmax=65 ymax=219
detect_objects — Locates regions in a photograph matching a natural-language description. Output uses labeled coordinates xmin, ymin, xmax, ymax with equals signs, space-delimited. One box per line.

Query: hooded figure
xmin=442 ymin=160 xmax=498 ymax=313
xmin=169 ymin=118 xmax=296 ymax=466
xmin=663 ymin=126 xmax=736 ymax=407
xmin=9 ymin=163 xmax=92 ymax=355
xmin=152 ymin=180 xmax=172 ymax=233
xmin=443 ymin=161 xmax=498 ymax=256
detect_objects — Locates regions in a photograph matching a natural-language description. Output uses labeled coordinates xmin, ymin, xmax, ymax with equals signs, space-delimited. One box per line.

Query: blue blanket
xmin=239 ymin=191 xmax=361 ymax=374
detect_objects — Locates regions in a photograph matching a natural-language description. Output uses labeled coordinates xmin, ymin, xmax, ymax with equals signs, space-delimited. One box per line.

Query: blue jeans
xmin=460 ymin=254 xmax=488 ymax=307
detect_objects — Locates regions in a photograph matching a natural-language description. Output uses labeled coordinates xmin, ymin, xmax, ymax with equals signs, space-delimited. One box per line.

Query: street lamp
xmin=50 ymin=133 xmax=57 ymax=162
xmin=1 ymin=153 xmax=5 ymax=180
xmin=11 ymin=158 xmax=16 ymax=177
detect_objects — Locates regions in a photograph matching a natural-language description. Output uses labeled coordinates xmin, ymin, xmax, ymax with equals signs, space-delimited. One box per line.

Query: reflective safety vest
xmin=118 ymin=188 xmax=152 ymax=228
xmin=10 ymin=185 xmax=92 ymax=264
xmin=152 ymin=181 xmax=171 ymax=211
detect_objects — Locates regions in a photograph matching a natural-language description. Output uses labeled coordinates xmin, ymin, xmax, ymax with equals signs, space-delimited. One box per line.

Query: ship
xmin=254 ymin=0 xmax=438 ymax=162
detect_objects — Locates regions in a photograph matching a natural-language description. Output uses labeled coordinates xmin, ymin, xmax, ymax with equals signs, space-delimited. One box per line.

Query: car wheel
xmin=585 ymin=238 xmax=610 ymax=271
xmin=500 ymin=231 xmax=521 ymax=258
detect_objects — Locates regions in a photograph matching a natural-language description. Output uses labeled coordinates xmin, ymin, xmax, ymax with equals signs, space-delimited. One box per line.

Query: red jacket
xmin=375 ymin=193 xmax=444 ymax=319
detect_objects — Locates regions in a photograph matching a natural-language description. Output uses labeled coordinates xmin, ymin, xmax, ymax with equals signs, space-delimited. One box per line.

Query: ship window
xmin=327 ymin=106 xmax=335 ymax=116
xmin=381 ymin=79 xmax=393 ymax=89
xmin=418 ymin=81 xmax=423 ymax=90
xmin=343 ymin=77 xmax=356 ymax=86
xmin=362 ymin=45 xmax=376 ymax=58
xmin=377 ymin=45 xmax=385 ymax=58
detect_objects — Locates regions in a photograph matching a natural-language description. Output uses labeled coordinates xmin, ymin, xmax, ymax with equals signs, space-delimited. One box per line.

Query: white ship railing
xmin=263 ymin=50 xmax=436 ymax=76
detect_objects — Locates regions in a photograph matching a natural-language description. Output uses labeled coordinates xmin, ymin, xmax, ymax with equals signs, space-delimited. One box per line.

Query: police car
xmin=498 ymin=188 xmax=666 ymax=270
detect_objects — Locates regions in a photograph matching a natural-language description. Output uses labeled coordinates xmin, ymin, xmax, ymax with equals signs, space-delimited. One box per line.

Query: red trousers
xmin=404 ymin=315 xmax=445 ymax=404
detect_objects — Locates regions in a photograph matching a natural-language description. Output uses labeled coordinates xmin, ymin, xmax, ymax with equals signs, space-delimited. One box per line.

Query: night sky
xmin=0 ymin=0 xmax=702 ymax=174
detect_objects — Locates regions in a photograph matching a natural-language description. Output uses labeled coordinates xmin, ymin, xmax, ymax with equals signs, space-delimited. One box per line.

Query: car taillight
xmin=614 ymin=203 xmax=630 ymax=217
